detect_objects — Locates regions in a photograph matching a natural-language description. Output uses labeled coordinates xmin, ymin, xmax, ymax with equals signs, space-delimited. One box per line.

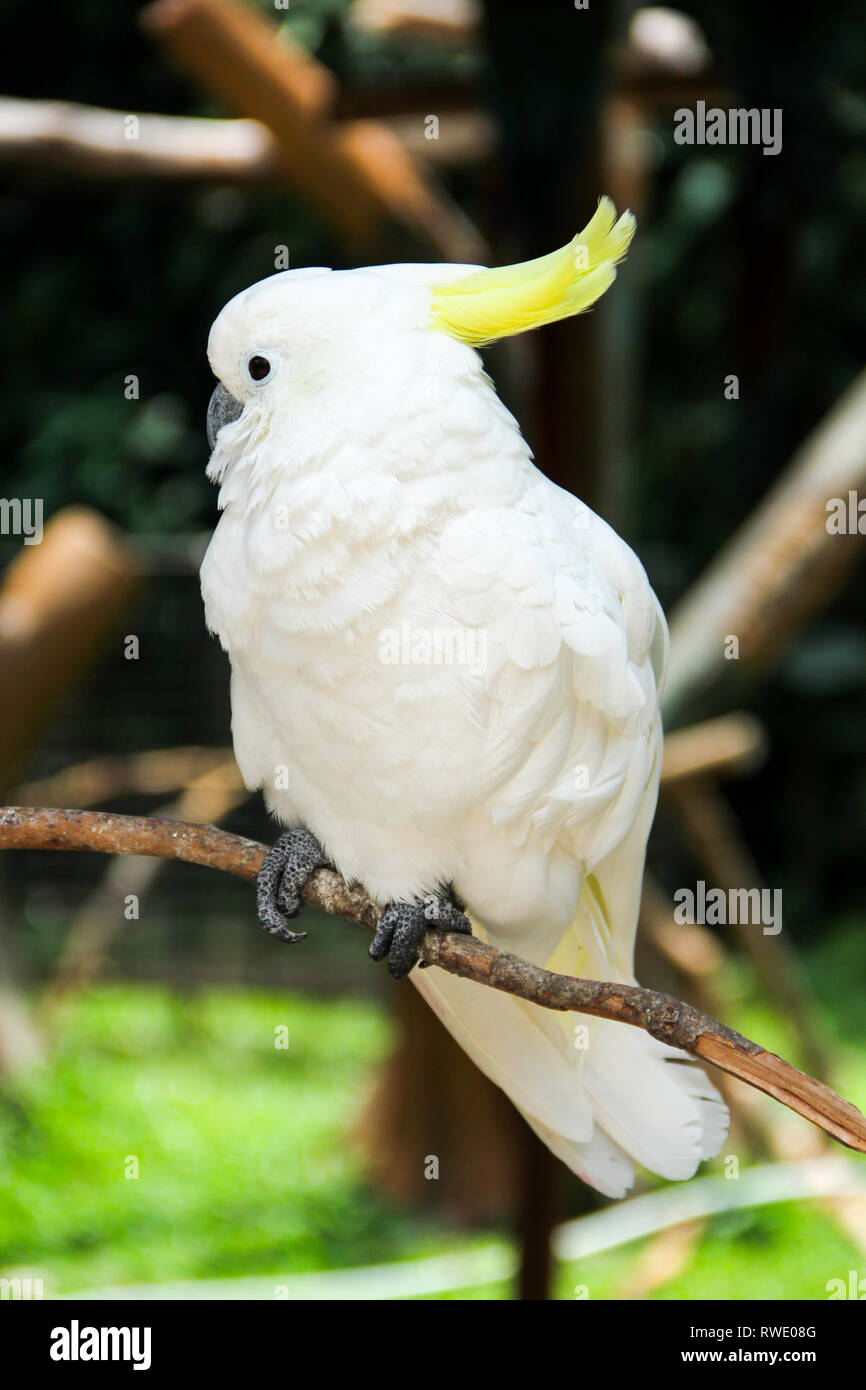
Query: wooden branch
xmin=41 ymin=761 xmax=248 ymax=1008
xmin=140 ymin=0 xmax=487 ymax=261
xmin=351 ymin=0 xmax=477 ymax=44
xmin=0 ymin=98 xmax=492 ymax=184
xmin=660 ymin=712 xmax=766 ymax=787
xmin=664 ymin=368 xmax=866 ymax=725
xmin=0 ymin=97 xmax=282 ymax=183
xmin=2 ymin=807 xmax=864 ymax=1156
xmin=16 ymin=745 xmax=242 ymax=810
xmin=140 ymin=0 xmax=379 ymax=241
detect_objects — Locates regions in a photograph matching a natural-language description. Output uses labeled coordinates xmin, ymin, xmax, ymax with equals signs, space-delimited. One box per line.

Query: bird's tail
xmin=430 ymin=196 xmax=635 ymax=348
xmin=411 ymin=885 xmax=727 ymax=1198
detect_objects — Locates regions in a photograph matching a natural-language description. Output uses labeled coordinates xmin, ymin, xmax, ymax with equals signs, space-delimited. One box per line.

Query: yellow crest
xmin=430 ymin=197 xmax=635 ymax=347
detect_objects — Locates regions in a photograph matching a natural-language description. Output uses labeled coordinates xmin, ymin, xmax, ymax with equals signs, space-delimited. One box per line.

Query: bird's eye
xmin=247 ymin=355 xmax=271 ymax=382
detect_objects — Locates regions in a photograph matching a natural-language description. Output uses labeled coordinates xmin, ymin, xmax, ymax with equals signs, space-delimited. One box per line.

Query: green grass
xmin=1 ymin=927 xmax=865 ymax=1300
xmin=0 ymin=986 xmax=477 ymax=1295
xmin=554 ymin=1204 xmax=863 ymax=1301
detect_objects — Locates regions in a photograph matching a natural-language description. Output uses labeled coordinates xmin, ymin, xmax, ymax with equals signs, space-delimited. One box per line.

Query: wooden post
xmin=0 ymin=507 xmax=137 ymax=1075
xmin=0 ymin=507 xmax=138 ymax=794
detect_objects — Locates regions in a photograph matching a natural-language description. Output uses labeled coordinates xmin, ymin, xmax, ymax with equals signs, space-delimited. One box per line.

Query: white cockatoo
xmin=201 ymin=198 xmax=728 ymax=1197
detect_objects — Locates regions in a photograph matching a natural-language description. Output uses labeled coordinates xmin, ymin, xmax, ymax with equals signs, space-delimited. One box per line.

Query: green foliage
xmin=1 ymin=960 xmax=864 ymax=1299
xmin=0 ymin=986 xmax=420 ymax=1292
xmin=555 ymin=1204 xmax=862 ymax=1302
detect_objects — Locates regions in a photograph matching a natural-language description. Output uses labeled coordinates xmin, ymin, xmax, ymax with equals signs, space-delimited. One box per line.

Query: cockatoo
xmin=201 ymin=198 xmax=728 ymax=1197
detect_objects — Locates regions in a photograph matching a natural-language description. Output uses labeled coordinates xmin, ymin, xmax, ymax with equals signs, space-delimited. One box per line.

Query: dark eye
xmin=248 ymin=355 xmax=271 ymax=382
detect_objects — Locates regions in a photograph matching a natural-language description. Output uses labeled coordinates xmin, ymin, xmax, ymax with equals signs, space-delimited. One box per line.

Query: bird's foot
xmin=369 ymin=890 xmax=472 ymax=979
xmin=256 ymin=828 xmax=330 ymax=944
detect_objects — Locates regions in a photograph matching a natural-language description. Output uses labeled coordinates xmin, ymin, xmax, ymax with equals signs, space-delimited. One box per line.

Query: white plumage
xmin=201 ymin=228 xmax=728 ymax=1197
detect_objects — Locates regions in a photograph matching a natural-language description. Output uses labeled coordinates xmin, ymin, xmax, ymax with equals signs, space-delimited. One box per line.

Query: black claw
xmin=369 ymin=919 xmax=395 ymax=962
xmin=369 ymin=891 xmax=472 ymax=979
xmin=256 ymin=828 xmax=329 ymax=944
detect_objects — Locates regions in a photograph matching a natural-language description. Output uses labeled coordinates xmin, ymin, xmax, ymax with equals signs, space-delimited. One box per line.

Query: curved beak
xmin=206 ymin=382 xmax=243 ymax=451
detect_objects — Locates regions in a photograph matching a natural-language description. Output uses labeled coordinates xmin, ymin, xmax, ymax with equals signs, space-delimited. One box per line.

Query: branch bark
xmin=2 ymin=805 xmax=865 ymax=1155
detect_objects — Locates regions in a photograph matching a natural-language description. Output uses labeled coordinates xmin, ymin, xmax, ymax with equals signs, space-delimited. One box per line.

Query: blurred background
xmin=1 ymin=0 xmax=866 ymax=1300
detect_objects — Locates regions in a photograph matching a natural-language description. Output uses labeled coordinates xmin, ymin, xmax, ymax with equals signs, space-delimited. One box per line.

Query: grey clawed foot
xmin=256 ymin=828 xmax=330 ymax=944
xmin=369 ymin=890 xmax=472 ymax=980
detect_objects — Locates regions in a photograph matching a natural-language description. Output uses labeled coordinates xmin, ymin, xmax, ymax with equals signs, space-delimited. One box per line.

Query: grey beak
xmin=206 ymin=382 xmax=243 ymax=451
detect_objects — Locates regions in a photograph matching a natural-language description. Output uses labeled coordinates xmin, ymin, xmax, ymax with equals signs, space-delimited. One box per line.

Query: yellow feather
xmin=431 ymin=196 xmax=636 ymax=347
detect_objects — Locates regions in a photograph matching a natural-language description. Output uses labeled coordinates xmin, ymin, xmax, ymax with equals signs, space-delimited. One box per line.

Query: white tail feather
xmin=411 ymin=905 xmax=728 ymax=1196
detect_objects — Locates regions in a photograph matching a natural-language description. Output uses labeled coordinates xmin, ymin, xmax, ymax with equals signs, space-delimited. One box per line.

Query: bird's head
xmin=205 ymin=263 xmax=466 ymax=453
xmin=205 ymin=198 xmax=635 ymax=461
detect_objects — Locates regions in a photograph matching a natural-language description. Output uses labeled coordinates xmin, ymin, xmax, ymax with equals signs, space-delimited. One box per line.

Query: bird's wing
xmin=439 ymin=471 xmax=667 ymax=973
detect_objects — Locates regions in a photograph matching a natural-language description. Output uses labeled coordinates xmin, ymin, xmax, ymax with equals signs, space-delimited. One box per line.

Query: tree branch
xmin=2 ymin=805 xmax=864 ymax=1155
